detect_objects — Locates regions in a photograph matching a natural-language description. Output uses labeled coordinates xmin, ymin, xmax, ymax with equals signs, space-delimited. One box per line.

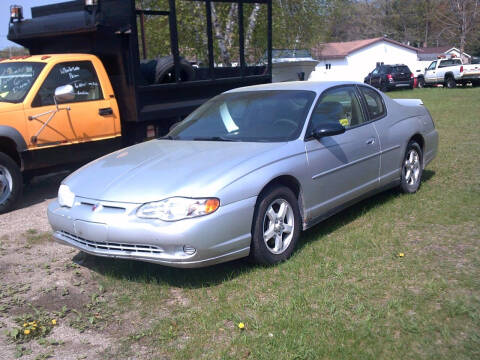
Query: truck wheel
xmin=417 ymin=77 xmax=425 ymax=88
xmin=155 ymin=55 xmax=196 ymax=83
xmin=445 ymin=76 xmax=456 ymax=89
xmin=0 ymin=152 xmax=22 ymax=214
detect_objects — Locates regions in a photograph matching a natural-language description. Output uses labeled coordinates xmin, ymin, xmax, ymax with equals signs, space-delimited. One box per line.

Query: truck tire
xmin=417 ymin=77 xmax=426 ymax=88
xmin=445 ymin=75 xmax=456 ymax=89
xmin=155 ymin=55 xmax=196 ymax=83
xmin=0 ymin=152 xmax=22 ymax=214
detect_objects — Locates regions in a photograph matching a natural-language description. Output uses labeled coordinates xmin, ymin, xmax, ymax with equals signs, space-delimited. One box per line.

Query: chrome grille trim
xmin=59 ymin=231 xmax=163 ymax=254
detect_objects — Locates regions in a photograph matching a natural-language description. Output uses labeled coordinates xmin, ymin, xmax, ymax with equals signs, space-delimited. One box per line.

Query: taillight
xmin=410 ymin=73 xmax=414 ymax=78
xmin=387 ymin=74 xmax=393 ymax=80
xmin=460 ymin=65 xmax=463 ymax=73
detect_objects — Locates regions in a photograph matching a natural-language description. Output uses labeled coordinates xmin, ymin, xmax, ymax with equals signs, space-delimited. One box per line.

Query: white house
xmin=309 ymin=37 xmax=419 ymax=82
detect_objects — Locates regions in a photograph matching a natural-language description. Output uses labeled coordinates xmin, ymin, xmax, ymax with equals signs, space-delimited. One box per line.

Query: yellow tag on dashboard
xmin=339 ymin=118 xmax=349 ymax=127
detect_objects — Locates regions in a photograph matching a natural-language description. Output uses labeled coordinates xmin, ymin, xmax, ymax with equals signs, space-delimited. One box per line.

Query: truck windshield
xmin=168 ymin=90 xmax=316 ymax=142
xmin=0 ymin=62 xmax=46 ymax=103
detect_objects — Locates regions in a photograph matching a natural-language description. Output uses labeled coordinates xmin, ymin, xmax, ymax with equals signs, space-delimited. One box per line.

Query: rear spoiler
xmin=393 ymin=99 xmax=424 ymax=107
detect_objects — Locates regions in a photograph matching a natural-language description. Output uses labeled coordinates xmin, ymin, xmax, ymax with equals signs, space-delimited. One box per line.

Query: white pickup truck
xmin=417 ymin=58 xmax=480 ymax=88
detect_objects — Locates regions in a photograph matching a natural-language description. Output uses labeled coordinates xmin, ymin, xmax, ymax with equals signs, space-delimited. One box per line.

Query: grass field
xmin=1 ymin=87 xmax=479 ymax=359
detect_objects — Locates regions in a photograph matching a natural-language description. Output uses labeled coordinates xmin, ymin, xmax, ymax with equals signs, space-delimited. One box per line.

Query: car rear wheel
xmin=400 ymin=141 xmax=423 ymax=194
xmin=249 ymin=186 xmax=301 ymax=265
xmin=0 ymin=152 xmax=22 ymax=214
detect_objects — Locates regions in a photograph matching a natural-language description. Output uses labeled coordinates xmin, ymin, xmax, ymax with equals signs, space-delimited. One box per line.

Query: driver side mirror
xmin=311 ymin=122 xmax=345 ymax=140
xmin=54 ymin=85 xmax=75 ymax=104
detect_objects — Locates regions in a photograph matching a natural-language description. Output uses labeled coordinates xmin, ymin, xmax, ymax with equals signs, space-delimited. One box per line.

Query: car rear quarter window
xmin=358 ymin=86 xmax=386 ymax=120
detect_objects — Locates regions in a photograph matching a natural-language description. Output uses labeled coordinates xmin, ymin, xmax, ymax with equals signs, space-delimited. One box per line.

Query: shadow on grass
xmin=75 ymin=169 xmax=435 ymax=289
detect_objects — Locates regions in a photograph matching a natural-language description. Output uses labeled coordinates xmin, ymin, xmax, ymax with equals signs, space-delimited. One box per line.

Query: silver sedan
xmin=47 ymin=81 xmax=438 ymax=268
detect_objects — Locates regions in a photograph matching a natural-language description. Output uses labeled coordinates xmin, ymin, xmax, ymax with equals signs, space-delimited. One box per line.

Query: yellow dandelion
xmin=23 ymin=323 xmax=28 ymax=327
xmin=238 ymin=322 xmax=245 ymax=330
xmin=398 ymin=252 xmax=405 ymax=257
xmin=28 ymin=321 xmax=34 ymax=325
xmin=51 ymin=319 xmax=57 ymax=325
xmin=24 ymin=329 xmax=30 ymax=335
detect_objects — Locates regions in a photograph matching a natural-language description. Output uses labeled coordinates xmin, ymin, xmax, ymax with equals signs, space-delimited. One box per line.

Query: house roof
xmin=311 ymin=37 xmax=419 ymax=60
xmin=418 ymin=45 xmax=451 ymax=54
xmin=417 ymin=46 xmax=471 ymax=60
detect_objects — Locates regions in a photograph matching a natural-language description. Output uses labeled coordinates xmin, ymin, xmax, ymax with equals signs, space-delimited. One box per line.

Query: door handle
xmin=366 ymin=138 xmax=375 ymax=145
xmin=99 ymin=107 xmax=113 ymax=116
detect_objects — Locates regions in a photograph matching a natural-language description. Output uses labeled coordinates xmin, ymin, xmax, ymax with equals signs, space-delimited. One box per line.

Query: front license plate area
xmin=74 ymin=220 xmax=108 ymax=242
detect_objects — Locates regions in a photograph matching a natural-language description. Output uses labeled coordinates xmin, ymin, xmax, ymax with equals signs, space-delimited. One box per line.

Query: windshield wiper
xmin=192 ymin=136 xmax=237 ymax=142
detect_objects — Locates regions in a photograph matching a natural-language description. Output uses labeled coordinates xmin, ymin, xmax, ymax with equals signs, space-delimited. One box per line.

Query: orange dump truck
xmin=0 ymin=0 xmax=273 ymax=213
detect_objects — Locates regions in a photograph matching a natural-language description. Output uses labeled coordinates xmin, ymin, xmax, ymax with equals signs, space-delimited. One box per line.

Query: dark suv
xmin=364 ymin=64 xmax=414 ymax=91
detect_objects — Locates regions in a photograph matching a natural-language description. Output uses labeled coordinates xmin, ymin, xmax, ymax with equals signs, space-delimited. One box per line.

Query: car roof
xmin=225 ymin=81 xmax=367 ymax=94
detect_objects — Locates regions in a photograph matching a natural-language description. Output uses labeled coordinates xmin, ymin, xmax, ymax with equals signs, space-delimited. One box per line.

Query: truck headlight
xmin=58 ymin=184 xmax=75 ymax=208
xmin=136 ymin=197 xmax=220 ymax=221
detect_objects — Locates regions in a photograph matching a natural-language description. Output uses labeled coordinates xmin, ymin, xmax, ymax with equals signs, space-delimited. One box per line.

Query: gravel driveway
xmin=0 ymin=172 xmax=117 ymax=360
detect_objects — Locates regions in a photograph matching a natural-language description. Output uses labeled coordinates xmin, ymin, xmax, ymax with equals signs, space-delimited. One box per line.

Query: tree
xmin=436 ymin=0 xmax=479 ymax=56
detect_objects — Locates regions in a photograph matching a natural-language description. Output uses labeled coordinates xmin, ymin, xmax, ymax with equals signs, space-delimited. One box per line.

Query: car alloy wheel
xmin=400 ymin=141 xmax=423 ymax=194
xmin=249 ymin=186 xmax=301 ymax=265
xmin=262 ymin=198 xmax=295 ymax=254
xmin=403 ymin=149 xmax=420 ymax=186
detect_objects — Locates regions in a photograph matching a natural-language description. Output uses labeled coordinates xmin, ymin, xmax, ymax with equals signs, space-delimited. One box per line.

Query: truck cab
xmin=0 ymin=54 xmax=123 ymax=212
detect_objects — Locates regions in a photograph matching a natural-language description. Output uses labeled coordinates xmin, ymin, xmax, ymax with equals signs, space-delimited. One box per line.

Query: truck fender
xmin=0 ymin=125 xmax=27 ymax=152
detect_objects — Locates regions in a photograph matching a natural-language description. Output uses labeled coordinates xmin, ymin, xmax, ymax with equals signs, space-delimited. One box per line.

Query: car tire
xmin=249 ymin=186 xmax=301 ymax=265
xmin=0 ymin=152 xmax=22 ymax=214
xmin=445 ymin=76 xmax=456 ymax=89
xmin=380 ymin=81 xmax=388 ymax=92
xmin=417 ymin=77 xmax=425 ymax=88
xmin=400 ymin=141 xmax=423 ymax=194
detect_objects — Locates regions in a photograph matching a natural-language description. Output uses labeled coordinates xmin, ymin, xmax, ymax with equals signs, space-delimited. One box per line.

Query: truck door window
xmin=32 ymin=61 xmax=103 ymax=107
xmin=427 ymin=61 xmax=437 ymax=71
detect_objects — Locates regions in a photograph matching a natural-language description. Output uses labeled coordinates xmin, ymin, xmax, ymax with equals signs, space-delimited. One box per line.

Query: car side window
xmin=309 ymin=86 xmax=366 ymax=132
xmin=427 ymin=61 xmax=437 ymax=70
xmin=32 ymin=61 xmax=103 ymax=107
xmin=371 ymin=68 xmax=379 ymax=75
xmin=358 ymin=86 xmax=386 ymax=120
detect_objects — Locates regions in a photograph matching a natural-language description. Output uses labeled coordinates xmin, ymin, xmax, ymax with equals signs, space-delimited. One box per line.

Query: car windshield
xmin=168 ymin=90 xmax=316 ymax=142
xmin=0 ymin=62 xmax=46 ymax=103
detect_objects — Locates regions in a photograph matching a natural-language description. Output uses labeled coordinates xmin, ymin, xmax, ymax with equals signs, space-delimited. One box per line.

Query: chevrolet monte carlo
xmin=47 ymin=81 xmax=438 ymax=268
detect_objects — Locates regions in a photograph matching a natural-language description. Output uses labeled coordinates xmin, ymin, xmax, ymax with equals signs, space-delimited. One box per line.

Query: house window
xmin=325 ymin=63 xmax=332 ymax=70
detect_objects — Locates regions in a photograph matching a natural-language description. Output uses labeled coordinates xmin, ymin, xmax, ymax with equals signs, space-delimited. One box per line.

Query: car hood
xmin=64 ymin=139 xmax=284 ymax=204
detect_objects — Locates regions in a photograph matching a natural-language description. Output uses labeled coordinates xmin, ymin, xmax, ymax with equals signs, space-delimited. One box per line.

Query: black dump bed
xmin=8 ymin=0 xmax=272 ymax=140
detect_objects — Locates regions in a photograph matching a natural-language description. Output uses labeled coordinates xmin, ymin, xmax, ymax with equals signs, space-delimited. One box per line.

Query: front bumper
xmin=47 ymin=196 xmax=256 ymax=268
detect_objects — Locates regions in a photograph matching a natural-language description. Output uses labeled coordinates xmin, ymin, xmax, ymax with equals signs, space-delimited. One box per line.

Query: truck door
xmin=24 ymin=60 xmax=118 ymax=148
xmin=424 ymin=61 xmax=437 ymax=84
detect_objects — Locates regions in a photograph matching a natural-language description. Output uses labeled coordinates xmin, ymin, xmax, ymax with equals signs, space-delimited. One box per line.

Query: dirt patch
xmin=0 ymin=173 xmax=126 ymax=359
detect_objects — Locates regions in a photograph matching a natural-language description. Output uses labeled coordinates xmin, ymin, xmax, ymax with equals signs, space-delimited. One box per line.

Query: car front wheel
xmin=249 ymin=186 xmax=301 ymax=265
xmin=400 ymin=141 xmax=423 ymax=194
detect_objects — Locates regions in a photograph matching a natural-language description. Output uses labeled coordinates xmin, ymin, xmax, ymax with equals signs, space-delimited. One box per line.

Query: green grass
xmin=81 ymin=87 xmax=480 ymax=359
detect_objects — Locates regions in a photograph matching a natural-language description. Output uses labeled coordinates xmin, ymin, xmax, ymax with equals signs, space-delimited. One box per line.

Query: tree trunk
xmin=211 ymin=3 xmax=231 ymax=66
xmin=245 ymin=3 xmax=261 ymax=58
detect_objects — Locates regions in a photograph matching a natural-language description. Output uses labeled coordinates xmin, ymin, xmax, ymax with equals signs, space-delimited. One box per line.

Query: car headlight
xmin=58 ymin=184 xmax=75 ymax=208
xmin=136 ymin=197 xmax=220 ymax=221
